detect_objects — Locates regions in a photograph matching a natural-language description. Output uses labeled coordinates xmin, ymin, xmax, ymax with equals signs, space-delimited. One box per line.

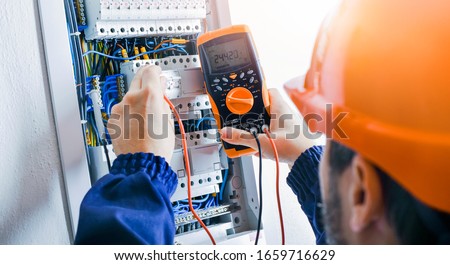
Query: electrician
xmin=75 ymin=0 xmax=450 ymax=244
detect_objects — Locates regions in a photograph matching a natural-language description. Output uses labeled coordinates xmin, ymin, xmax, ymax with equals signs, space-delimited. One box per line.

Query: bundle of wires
xmin=84 ymin=76 xmax=116 ymax=146
xmin=172 ymin=194 xmax=218 ymax=216
xmin=85 ymin=81 xmax=100 ymax=147
xmin=101 ymin=75 xmax=121 ymax=118
xmin=80 ymin=37 xmax=191 ymax=77
xmin=82 ymin=44 xmax=189 ymax=61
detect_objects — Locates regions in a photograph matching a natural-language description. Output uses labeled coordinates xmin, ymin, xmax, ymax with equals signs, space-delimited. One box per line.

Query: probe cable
xmin=102 ymin=140 xmax=112 ymax=171
xmin=263 ymin=128 xmax=285 ymax=245
xmin=164 ymin=96 xmax=217 ymax=245
xmin=252 ymin=131 xmax=263 ymax=245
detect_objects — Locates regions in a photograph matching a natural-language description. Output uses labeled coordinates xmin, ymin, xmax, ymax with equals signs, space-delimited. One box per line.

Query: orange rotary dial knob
xmin=226 ymin=87 xmax=254 ymax=115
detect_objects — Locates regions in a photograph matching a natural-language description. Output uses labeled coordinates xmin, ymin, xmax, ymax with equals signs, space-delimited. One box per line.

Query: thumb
xmin=220 ymin=127 xmax=259 ymax=151
xmin=141 ymin=65 xmax=163 ymax=98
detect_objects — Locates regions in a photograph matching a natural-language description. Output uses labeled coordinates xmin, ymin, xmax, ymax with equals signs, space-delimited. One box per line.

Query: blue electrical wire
xmin=195 ymin=117 xmax=216 ymax=130
xmin=207 ymin=195 xmax=218 ymax=208
xmin=175 ymin=205 xmax=189 ymax=211
xmin=173 ymin=201 xmax=180 ymax=209
xmin=205 ymin=197 xmax=214 ymax=208
xmin=103 ymin=88 xmax=118 ymax=97
xmin=102 ymin=81 xmax=118 ymax=89
xmin=103 ymin=97 xmax=116 ymax=109
xmin=176 ymin=47 xmax=189 ymax=55
xmin=88 ymin=114 xmax=101 ymax=144
xmin=159 ymin=42 xmax=188 ymax=54
xmin=219 ymin=169 xmax=229 ymax=201
xmin=102 ymin=88 xmax=118 ymax=106
xmin=82 ymin=45 xmax=185 ymax=60
xmin=180 ymin=194 xmax=210 ymax=204
xmin=106 ymin=99 xmax=117 ymax=116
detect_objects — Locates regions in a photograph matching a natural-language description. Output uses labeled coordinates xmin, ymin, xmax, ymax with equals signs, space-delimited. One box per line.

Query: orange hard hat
xmin=285 ymin=0 xmax=450 ymax=213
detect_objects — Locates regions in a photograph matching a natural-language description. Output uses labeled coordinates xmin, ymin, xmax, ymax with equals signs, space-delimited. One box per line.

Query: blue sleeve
xmin=286 ymin=146 xmax=327 ymax=245
xmin=74 ymin=153 xmax=178 ymax=245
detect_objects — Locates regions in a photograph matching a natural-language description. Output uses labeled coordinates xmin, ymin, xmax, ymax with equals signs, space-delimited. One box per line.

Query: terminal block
xmin=84 ymin=0 xmax=207 ymax=40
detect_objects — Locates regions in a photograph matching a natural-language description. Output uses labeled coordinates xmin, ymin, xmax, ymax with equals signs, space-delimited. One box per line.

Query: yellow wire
xmin=88 ymin=125 xmax=93 ymax=147
xmin=100 ymin=42 xmax=107 ymax=73
xmin=92 ymin=126 xmax=96 ymax=146
xmin=81 ymin=39 xmax=91 ymax=76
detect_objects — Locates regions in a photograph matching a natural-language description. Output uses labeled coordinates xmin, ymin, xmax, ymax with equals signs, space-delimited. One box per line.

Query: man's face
xmin=319 ymin=141 xmax=350 ymax=244
xmin=319 ymin=140 xmax=398 ymax=244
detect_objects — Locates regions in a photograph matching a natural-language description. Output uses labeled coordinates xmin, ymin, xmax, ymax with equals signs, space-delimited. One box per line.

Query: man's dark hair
xmin=328 ymin=141 xmax=450 ymax=244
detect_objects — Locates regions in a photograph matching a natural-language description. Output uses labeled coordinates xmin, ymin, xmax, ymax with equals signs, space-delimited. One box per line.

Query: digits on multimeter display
xmin=205 ymin=38 xmax=251 ymax=73
xmin=198 ymin=25 xmax=270 ymax=158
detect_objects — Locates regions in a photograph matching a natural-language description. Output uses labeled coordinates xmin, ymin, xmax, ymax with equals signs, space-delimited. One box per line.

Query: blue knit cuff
xmin=286 ymin=146 xmax=326 ymax=244
xmin=111 ymin=153 xmax=178 ymax=197
xmin=287 ymin=145 xmax=324 ymax=203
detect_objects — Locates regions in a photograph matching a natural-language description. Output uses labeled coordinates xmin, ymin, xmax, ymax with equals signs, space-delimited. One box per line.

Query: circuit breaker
xmin=39 ymin=0 xmax=263 ymax=245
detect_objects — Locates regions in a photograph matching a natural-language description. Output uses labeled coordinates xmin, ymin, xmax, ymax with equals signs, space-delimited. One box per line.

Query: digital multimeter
xmin=198 ymin=25 xmax=271 ymax=158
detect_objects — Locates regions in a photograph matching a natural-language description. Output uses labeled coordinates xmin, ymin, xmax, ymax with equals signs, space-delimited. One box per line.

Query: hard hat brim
xmin=285 ymin=75 xmax=450 ymax=214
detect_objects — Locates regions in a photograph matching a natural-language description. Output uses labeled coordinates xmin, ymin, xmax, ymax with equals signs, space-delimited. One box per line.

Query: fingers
xmin=128 ymin=66 xmax=146 ymax=92
xmin=141 ymin=66 xmax=163 ymax=98
xmin=128 ymin=65 xmax=163 ymax=94
xmin=160 ymin=75 xmax=167 ymax=94
xmin=269 ymin=89 xmax=293 ymax=116
xmin=268 ymin=89 xmax=299 ymax=131
xmin=220 ymin=127 xmax=277 ymax=160
xmin=220 ymin=127 xmax=258 ymax=150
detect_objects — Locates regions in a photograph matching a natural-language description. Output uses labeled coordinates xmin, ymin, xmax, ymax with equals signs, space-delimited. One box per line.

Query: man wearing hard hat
xmin=75 ymin=0 xmax=450 ymax=244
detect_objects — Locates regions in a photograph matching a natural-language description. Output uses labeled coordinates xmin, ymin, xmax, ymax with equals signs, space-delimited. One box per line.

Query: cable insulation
xmin=264 ymin=128 xmax=285 ymax=245
xmin=219 ymin=169 xmax=228 ymax=201
xmin=164 ymin=96 xmax=216 ymax=245
xmin=253 ymin=131 xmax=263 ymax=245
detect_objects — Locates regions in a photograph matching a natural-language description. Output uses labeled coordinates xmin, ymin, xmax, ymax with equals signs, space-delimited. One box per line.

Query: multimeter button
xmin=247 ymin=70 xmax=254 ymax=75
xmin=214 ymin=78 xmax=220 ymax=83
xmin=226 ymin=87 xmax=254 ymax=115
xmin=250 ymin=77 xmax=255 ymax=84
xmin=216 ymin=86 xmax=223 ymax=91
xmin=222 ymin=77 xmax=229 ymax=83
xmin=230 ymin=73 xmax=237 ymax=80
xmin=240 ymin=72 xmax=245 ymax=79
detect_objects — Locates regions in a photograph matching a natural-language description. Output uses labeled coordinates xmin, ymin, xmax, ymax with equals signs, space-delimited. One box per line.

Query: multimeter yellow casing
xmin=198 ymin=25 xmax=270 ymax=158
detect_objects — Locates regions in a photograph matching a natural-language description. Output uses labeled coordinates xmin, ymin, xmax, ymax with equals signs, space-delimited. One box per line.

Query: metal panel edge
xmin=38 ymin=0 xmax=91 ymax=242
xmin=207 ymin=0 xmax=232 ymax=30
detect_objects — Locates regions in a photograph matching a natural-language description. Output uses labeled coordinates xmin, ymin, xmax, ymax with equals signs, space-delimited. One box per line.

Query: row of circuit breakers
xmin=70 ymin=0 xmax=261 ymax=244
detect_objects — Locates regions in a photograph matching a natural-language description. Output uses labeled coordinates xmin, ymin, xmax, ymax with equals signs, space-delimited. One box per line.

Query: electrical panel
xmin=81 ymin=0 xmax=207 ymax=40
xmin=40 ymin=0 xmax=263 ymax=245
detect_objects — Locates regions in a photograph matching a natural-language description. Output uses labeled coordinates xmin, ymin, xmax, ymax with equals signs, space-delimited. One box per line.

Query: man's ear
xmin=348 ymin=155 xmax=383 ymax=232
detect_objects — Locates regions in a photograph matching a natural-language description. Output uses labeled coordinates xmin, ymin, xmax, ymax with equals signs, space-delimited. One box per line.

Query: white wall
xmin=0 ymin=0 xmax=70 ymax=244
xmin=229 ymin=0 xmax=339 ymax=244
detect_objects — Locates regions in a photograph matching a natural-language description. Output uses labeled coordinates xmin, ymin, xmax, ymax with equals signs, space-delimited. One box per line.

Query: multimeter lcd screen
xmin=205 ymin=38 xmax=251 ymax=73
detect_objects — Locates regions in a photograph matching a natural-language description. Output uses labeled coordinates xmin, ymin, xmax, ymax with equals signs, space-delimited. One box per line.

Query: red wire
xmin=264 ymin=128 xmax=285 ymax=245
xmin=164 ymin=96 xmax=217 ymax=245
